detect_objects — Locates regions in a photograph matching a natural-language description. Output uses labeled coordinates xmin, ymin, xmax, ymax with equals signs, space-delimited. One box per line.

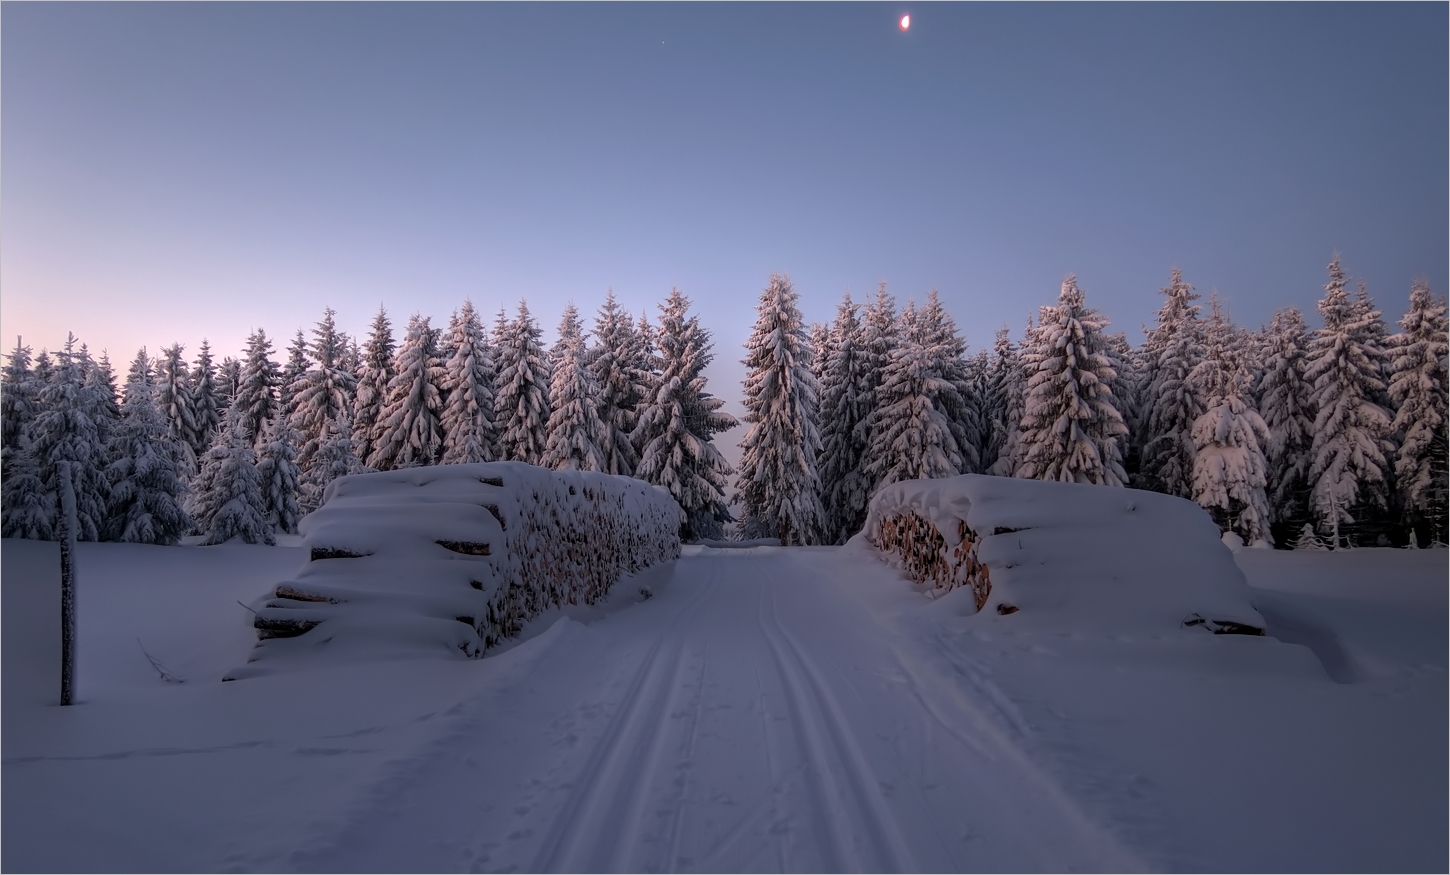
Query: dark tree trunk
xmin=57 ymin=461 xmax=77 ymax=706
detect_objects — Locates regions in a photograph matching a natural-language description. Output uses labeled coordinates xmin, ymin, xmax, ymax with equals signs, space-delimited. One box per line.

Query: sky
xmin=3 ymin=2 xmax=1447 ymax=447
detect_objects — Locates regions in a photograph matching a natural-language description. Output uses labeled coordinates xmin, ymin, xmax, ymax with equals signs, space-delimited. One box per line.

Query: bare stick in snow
xmin=137 ymin=639 xmax=185 ymax=683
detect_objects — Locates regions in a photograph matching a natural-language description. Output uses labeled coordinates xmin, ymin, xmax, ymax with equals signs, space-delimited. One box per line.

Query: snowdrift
xmin=229 ymin=462 xmax=681 ymax=676
xmin=862 ymin=474 xmax=1266 ymax=635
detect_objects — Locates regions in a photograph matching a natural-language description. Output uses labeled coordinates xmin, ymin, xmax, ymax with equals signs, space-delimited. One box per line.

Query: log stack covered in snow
xmin=862 ymin=474 xmax=1267 ymax=635
xmin=230 ymin=462 xmax=681 ymax=676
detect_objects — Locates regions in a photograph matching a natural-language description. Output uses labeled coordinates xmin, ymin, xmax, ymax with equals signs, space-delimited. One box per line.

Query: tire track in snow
xmin=531 ymin=572 xmax=712 ymax=873
xmin=755 ymin=571 xmax=916 ymax=873
xmin=662 ymin=637 xmax=709 ymax=871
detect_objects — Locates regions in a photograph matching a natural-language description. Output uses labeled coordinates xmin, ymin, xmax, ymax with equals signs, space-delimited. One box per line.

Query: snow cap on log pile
xmin=228 ymin=462 xmax=682 ymax=678
xmin=861 ymin=474 xmax=1266 ymax=635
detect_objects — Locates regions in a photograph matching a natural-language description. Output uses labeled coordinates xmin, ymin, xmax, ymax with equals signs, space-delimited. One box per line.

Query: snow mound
xmin=228 ymin=462 xmax=681 ymax=676
xmin=861 ymin=474 xmax=1266 ymax=635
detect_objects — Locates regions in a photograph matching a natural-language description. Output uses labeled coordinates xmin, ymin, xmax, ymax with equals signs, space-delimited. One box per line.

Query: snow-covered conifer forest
xmin=5 ymin=257 xmax=1445 ymax=549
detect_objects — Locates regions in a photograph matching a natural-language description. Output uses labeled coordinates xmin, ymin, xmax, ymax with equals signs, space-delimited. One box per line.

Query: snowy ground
xmin=3 ymin=538 xmax=1445 ymax=872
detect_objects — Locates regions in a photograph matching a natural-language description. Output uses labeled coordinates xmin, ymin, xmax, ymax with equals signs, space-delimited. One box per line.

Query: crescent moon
xmin=899 ymin=14 xmax=910 ymax=30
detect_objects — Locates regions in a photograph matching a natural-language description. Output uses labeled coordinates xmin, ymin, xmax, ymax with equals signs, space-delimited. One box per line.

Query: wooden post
xmin=57 ymin=461 xmax=77 ymax=706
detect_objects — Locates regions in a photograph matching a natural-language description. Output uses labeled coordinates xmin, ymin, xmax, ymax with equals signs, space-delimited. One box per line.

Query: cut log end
xmin=483 ymin=504 xmax=506 ymax=529
xmin=275 ymin=585 xmax=339 ymax=604
xmin=254 ymin=616 xmax=320 ymax=639
xmin=310 ymin=547 xmax=372 ymax=561
xmin=438 ymin=540 xmax=491 ymax=556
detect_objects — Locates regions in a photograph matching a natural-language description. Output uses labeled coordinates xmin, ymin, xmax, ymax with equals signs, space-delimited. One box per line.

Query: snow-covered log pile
xmin=231 ymin=462 xmax=682 ymax=675
xmin=862 ymin=474 xmax=1267 ymax=635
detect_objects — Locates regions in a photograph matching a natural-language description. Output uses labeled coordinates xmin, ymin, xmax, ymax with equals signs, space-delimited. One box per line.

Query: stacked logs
xmin=874 ymin=510 xmax=992 ymax=611
xmin=248 ymin=463 xmax=682 ymax=658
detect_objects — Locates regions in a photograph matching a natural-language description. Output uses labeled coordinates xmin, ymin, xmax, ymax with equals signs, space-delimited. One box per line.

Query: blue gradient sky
xmin=4 ymin=2 xmax=1446 ymax=426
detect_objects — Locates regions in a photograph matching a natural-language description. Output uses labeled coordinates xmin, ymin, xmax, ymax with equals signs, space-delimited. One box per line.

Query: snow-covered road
xmin=293 ymin=546 xmax=1139 ymax=873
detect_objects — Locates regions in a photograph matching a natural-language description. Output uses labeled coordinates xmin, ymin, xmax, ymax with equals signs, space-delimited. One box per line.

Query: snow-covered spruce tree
xmin=736 ymin=273 xmax=825 ymax=545
xmin=105 ymin=380 xmax=193 ymax=544
xmin=864 ymin=309 xmax=967 ymax=490
xmin=90 ymin=350 xmax=121 ymax=419
xmin=588 ymin=290 xmax=642 ymax=476
xmin=1388 ymin=280 xmax=1448 ymax=544
xmin=1103 ymin=332 xmax=1140 ymax=476
xmin=1189 ymin=297 xmax=1273 ymax=545
xmin=915 ymin=289 xmax=982 ymax=474
xmin=1238 ymin=323 xmax=1268 ymax=394
xmin=353 ymin=307 xmax=396 ymax=465
xmin=856 ymin=284 xmax=902 ymax=490
xmin=1138 ymin=269 xmax=1204 ymax=496
xmin=988 ymin=323 xmax=1032 ymax=477
xmin=255 ymin=416 xmax=303 ymax=533
xmin=634 ymin=288 xmax=738 ymax=540
xmin=550 ymin=302 xmax=585 ymax=363
xmin=1 ymin=337 xmax=47 ymax=536
xmin=2 ymin=337 xmax=38 ymax=469
xmin=494 ymin=302 xmax=552 ymax=465
xmin=234 ymin=329 xmax=280 ymax=446
xmin=1305 ymin=257 xmax=1394 ymax=547
xmin=298 ymin=417 xmax=365 ymax=513
xmin=1354 ymin=282 xmax=1395 ymax=411
xmin=278 ymin=329 xmax=310 ymax=418
xmin=632 ymin=311 xmax=661 ymax=433
xmin=440 ymin=300 xmax=499 ymax=465
xmin=979 ymin=328 xmax=1012 ymax=474
xmin=369 ymin=314 xmax=446 ymax=470
xmin=189 ymin=340 xmax=221 ymax=458
xmin=32 ymin=349 xmax=54 ymax=384
xmin=438 ymin=310 xmax=460 ymax=366
xmin=216 ymin=356 xmax=242 ymax=412
xmin=339 ymin=332 xmax=361 ymax=378
xmin=1257 ymin=307 xmax=1316 ymax=535
xmin=1016 ymin=276 xmax=1129 ymax=486
xmin=125 ymin=348 xmax=153 ymax=397
xmin=78 ymin=345 xmax=120 ymax=460
xmin=154 ymin=344 xmax=199 ymax=470
xmin=18 ymin=346 xmax=112 ymax=540
xmin=1291 ymin=522 xmax=1326 ymax=551
xmin=817 ymin=293 xmax=874 ymax=544
xmin=290 ymin=308 xmax=359 ymax=478
xmin=1 ymin=442 xmax=52 ymax=539
xmin=542 ymin=308 xmax=609 ymax=472
xmin=189 ymin=407 xmax=273 ymax=545
xmin=965 ymin=349 xmax=993 ymax=470
xmin=492 ymin=307 xmax=510 ymax=352
xmin=808 ymin=321 xmax=831 ymax=392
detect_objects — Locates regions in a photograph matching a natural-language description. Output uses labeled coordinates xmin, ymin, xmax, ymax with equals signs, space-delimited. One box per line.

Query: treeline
xmin=0 ymin=289 xmax=734 ymax=544
xmin=2 ymin=256 xmax=1445 ymax=549
xmin=738 ymin=258 xmax=1446 ymax=549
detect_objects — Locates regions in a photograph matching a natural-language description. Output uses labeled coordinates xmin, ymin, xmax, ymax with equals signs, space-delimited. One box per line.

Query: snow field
xmin=234 ymin=462 xmax=681 ymax=676
xmin=2 ymin=534 xmax=1445 ymax=872
xmin=938 ymin=544 xmax=1447 ymax=873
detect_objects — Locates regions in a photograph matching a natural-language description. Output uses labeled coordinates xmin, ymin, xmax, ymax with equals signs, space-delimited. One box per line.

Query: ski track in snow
xmin=290 ymin=548 xmax=1142 ymax=874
